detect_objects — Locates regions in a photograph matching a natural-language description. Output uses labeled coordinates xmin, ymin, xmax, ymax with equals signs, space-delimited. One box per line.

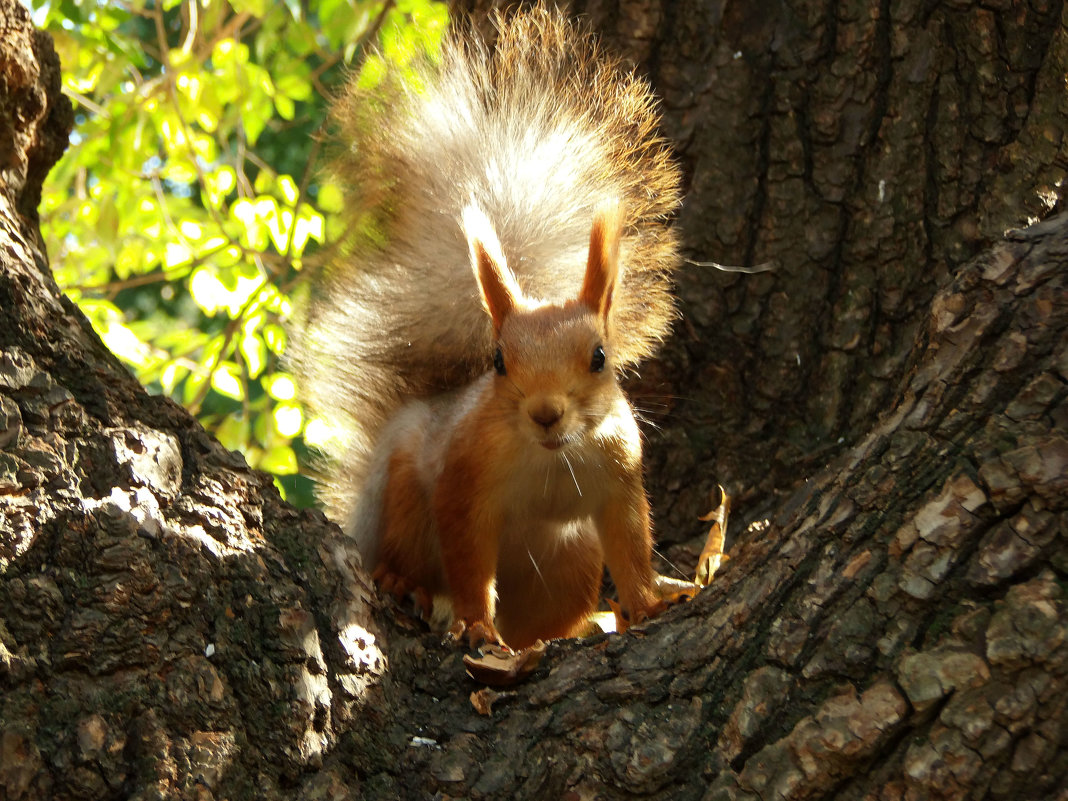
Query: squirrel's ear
xmin=579 ymin=200 xmax=623 ymax=327
xmin=463 ymin=205 xmax=521 ymax=334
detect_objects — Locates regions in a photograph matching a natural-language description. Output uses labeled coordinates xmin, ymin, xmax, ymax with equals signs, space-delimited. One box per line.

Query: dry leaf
xmin=548 ymin=488 xmax=734 ymax=645
xmin=696 ymin=484 xmax=731 ymax=586
xmin=470 ymin=687 xmax=498 ymax=715
xmin=655 ymin=574 xmax=698 ymax=601
xmin=463 ymin=640 xmax=547 ymax=686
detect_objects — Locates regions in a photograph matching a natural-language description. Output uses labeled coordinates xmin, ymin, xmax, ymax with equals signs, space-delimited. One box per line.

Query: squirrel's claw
xmin=610 ymin=596 xmax=680 ymax=634
xmin=372 ymin=567 xmax=435 ymax=620
xmin=447 ymin=617 xmax=509 ymax=651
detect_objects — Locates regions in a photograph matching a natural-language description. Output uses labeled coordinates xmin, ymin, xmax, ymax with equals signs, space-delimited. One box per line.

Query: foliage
xmin=32 ymin=0 xmax=448 ymax=505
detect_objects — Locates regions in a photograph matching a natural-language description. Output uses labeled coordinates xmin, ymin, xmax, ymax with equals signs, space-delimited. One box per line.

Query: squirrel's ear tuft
xmin=462 ymin=204 xmax=522 ymax=335
xmin=579 ymin=199 xmax=623 ymax=327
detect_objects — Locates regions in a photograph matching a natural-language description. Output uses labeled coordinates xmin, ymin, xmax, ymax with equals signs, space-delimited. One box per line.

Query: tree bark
xmin=2 ymin=0 xmax=1066 ymax=799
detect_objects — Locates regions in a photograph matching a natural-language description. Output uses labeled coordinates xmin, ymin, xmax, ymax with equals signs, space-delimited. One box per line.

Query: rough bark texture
xmin=2 ymin=0 xmax=1066 ymax=799
xmin=1 ymin=4 xmax=383 ymax=798
xmin=623 ymin=0 xmax=1067 ymax=544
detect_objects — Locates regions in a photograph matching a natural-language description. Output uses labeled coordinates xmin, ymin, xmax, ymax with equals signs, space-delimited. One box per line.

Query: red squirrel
xmin=292 ymin=6 xmax=682 ymax=650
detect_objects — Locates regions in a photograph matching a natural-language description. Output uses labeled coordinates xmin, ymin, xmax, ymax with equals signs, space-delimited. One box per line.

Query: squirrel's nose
xmin=529 ymin=400 xmax=565 ymax=430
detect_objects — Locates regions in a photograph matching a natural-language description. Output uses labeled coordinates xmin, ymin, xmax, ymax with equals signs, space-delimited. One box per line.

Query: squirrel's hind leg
xmin=371 ymin=563 xmax=435 ymax=620
xmin=494 ymin=520 xmax=605 ymax=650
xmin=374 ymin=447 xmax=444 ymax=620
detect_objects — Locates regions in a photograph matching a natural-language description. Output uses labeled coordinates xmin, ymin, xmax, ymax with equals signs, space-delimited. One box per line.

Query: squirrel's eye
xmin=590 ymin=345 xmax=606 ymax=373
xmin=493 ymin=347 xmax=507 ymax=376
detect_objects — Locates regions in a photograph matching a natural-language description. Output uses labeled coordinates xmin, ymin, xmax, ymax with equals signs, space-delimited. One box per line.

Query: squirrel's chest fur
xmin=495 ymin=439 xmax=610 ymax=526
xmin=423 ymin=372 xmax=636 ymax=528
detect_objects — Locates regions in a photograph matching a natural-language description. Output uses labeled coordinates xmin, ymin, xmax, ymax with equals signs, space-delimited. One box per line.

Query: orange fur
xmin=579 ymin=201 xmax=622 ymax=328
xmin=377 ymin=448 xmax=443 ymax=616
xmin=292 ymin=5 xmax=680 ymax=649
xmin=367 ymin=205 xmax=660 ymax=649
xmin=433 ymin=440 xmax=503 ymax=642
xmin=290 ymin=6 xmax=682 ymax=532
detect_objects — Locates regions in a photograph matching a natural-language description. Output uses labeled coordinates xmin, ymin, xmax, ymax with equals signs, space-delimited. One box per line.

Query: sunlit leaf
xmin=164 ymin=242 xmax=194 ymax=269
xmin=231 ymin=198 xmax=271 ymax=251
xmin=261 ymin=444 xmax=298 ymax=474
xmin=189 ymin=266 xmax=227 ymax=315
xmin=263 ymin=323 xmax=287 ymax=354
xmin=277 ymin=175 xmax=299 ymax=205
xmin=240 ymin=332 xmax=268 ymax=378
xmin=160 ymin=362 xmax=189 ymax=394
xmin=292 ymin=208 xmax=325 ymax=253
xmin=80 ymin=299 xmax=155 ymax=368
xmin=302 ymin=416 xmax=338 ymax=449
xmin=211 ymin=362 xmax=244 ymax=400
xmin=273 ymin=403 xmax=303 ymax=437
xmin=266 ymin=373 xmax=297 ymax=400
xmin=38 ymin=0 xmax=449 ymax=503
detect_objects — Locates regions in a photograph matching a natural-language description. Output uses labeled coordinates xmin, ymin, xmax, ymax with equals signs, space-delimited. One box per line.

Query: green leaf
xmin=261 ymin=444 xmax=298 ymax=474
xmin=265 ymin=373 xmax=297 ymax=400
xmin=40 ymin=0 xmax=449 ymax=496
xmin=273 ymin=402 xmax=303 ymax=437
xmin=216 ymin=414 xmax=251 ymax=452
xmin=211 ymin=362 xmax=245 ymax=400
xmin=240 ymin=332 xmax=268 ymax=379
xmin=263 ymin=324 xmax=287 ymax=355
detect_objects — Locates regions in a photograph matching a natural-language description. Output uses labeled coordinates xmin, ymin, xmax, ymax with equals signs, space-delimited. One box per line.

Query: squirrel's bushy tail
xmin=291 ymin=5 xmax=682 ymax=525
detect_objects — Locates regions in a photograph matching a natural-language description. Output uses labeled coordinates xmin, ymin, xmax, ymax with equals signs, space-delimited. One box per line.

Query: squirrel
xmin=292 ymin=5 xmax=682 ymax=650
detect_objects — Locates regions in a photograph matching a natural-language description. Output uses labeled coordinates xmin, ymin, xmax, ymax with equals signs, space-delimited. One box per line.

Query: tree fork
xmin=1 ymin=0 xmax=1065 ymax=798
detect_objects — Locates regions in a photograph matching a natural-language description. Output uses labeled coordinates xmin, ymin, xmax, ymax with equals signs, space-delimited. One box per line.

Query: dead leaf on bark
xmin=463 ymin=640 xmax=546 ymax=687
xmin=605 ymin=485 xmax=732 ymax=635
xmin=696 ymin=484 xmax=731 ymax=587
xmin=591 ymin=488 xmax=734 ymax=638
xmin=469 ymin=687 xmax=502 ymax=715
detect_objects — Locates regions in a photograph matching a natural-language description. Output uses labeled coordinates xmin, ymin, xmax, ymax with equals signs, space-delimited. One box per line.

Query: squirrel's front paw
xmin=447 ymin=617 xmax=508 ymax=651
xmin=609 ymin=597 xmax=676 ymax=634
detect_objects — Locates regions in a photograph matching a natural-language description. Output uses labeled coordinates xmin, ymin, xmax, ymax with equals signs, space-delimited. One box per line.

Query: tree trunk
xmin=2 ymin=0 xmax=1066 ymax=799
